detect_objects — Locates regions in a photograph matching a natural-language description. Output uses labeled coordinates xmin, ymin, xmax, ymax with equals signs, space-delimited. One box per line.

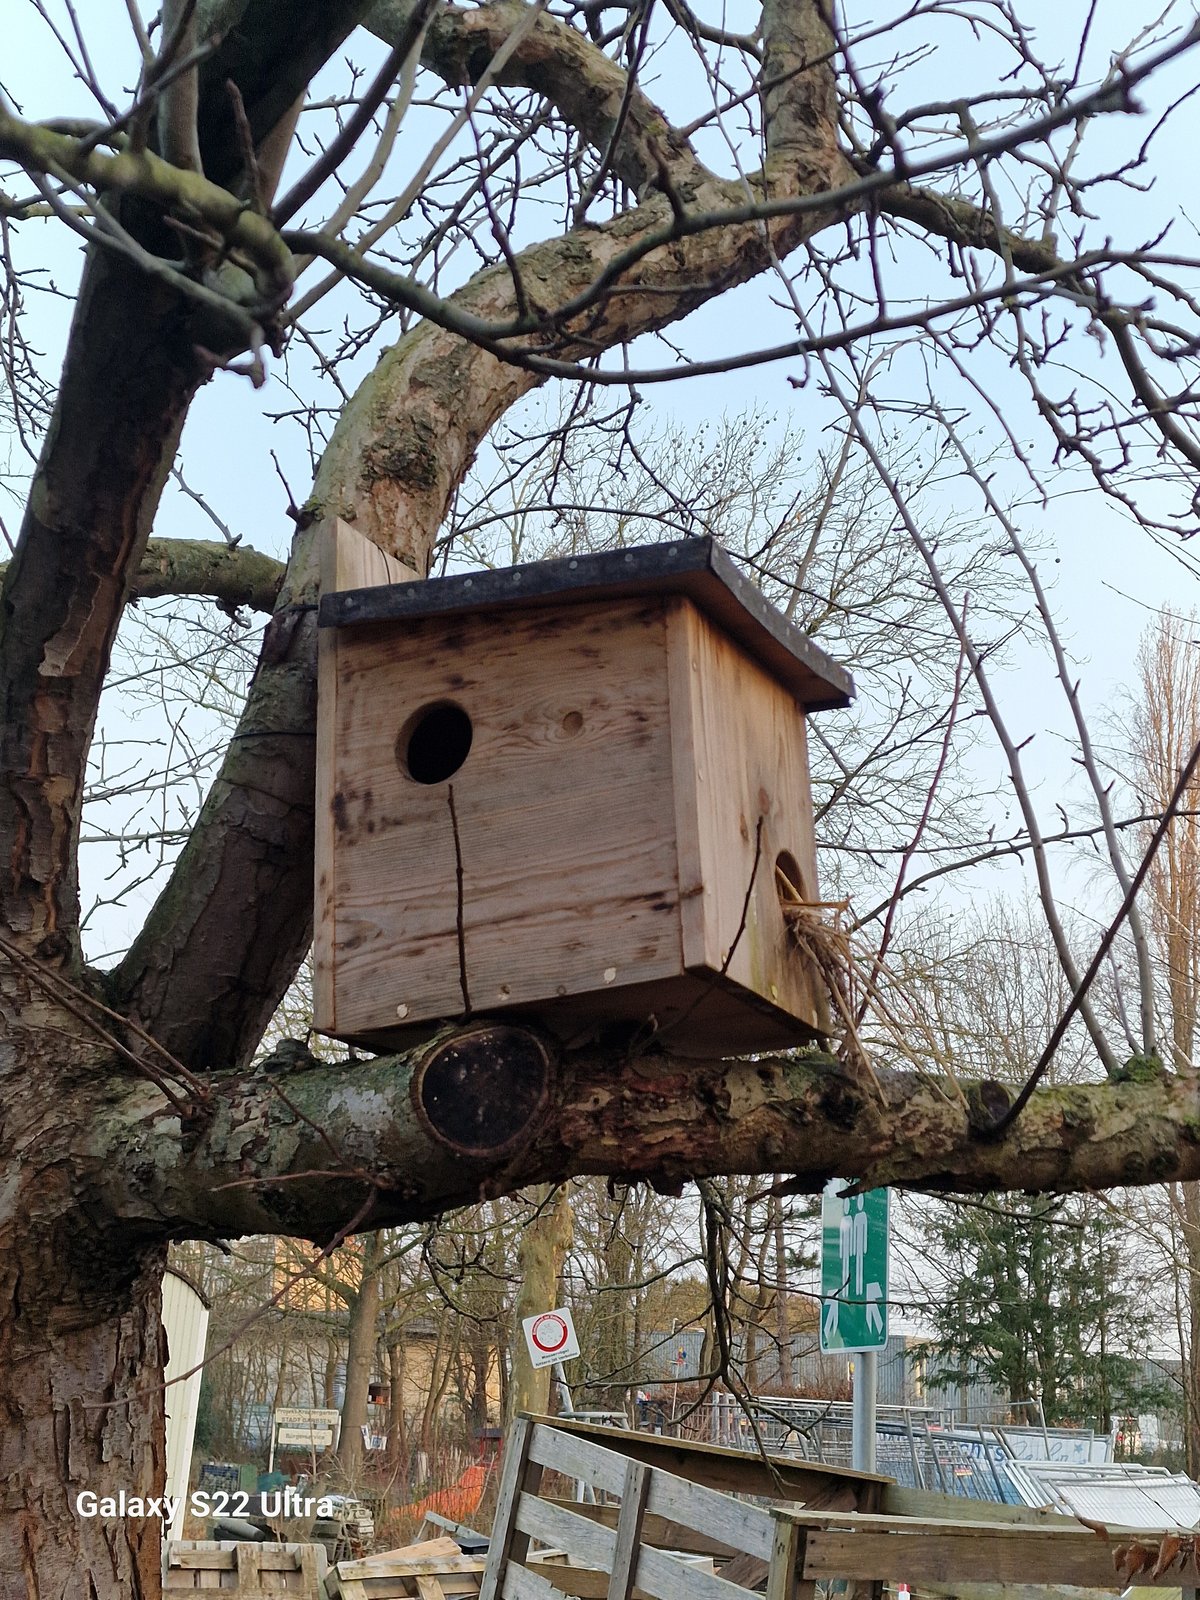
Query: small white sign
xmin=273 ymin=1407 xmax=341 ymax=1428
xmin=522 ymin=1307 xmax=581 ymax=1369
xmin=276 ymin=1426 xmax=334 ymax=1448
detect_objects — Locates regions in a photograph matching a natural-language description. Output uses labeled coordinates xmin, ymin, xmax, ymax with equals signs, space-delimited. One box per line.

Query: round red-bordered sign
xmin=530 ymin=1313 xmax=570 ymax=1354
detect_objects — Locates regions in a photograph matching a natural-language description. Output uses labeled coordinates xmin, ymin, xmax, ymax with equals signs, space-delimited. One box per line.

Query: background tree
xmin=921 ymin=1195 xmax=1169 ymax=1432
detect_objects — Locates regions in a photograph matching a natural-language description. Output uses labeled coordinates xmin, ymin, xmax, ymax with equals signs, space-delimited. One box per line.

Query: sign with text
xmin=820 ymin=1183 xmax=889 ymax=1353
xmin=273 ymin=1407 xmax=340 ymax=1429
xmin=522 ymin=1307 xmax=581 ymax=1369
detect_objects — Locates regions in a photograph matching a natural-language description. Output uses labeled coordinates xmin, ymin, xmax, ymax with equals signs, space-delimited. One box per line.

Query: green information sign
xmin=819 ymin=1183 xmax=889 ymax=1353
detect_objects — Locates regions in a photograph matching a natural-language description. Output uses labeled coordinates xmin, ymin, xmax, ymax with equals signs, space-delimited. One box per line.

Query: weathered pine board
xmin=514 ymin=1495 xmax=753 ymax=1600
xmin=314 ymin=517 xmax=420 ymax=1032
xmin=504 ymin=1561 xmax=577 ymax=1600
xmin=879 ymin=1486 xmax=1080 ymax=1527
xmin=325 ymin=597 xmax=683 ymax=1037
xmin=764 ymin=1518 xmax=809 ymax=1600
xmin=480 ymin=1417 xmax=543 ymax=1600
xmin=336 ymin=1555 xmax=485 ymax=1581
xmin=525 ymin=1561 xmax=716 ymax=1600
xmin=665 ymin=596 xmax=824 ymax=1033
xmin=608 ymin=1461 xmax=652 ymax=1600
xmin=532 ymin=1417 xmax=885 ymax=1510
xmin=770 ymin=1512 xmax=1199 ymax=1590
xmin=542 ymin=1501 xmax=744 ymax=1561
xmin=528 ymin=1426 xmax=775 ymax=1562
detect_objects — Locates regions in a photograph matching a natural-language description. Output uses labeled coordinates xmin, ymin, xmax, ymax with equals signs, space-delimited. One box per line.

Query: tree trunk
xmin=1181 ymin=1181 xmax=1200 ymax=1475
xmin=0 ymin=1218 xmax=167 ymax=1600
xmin=338 ymin=1239 xmax=382 ymax=1479
xmin=506 ymin=1186 xmax=573 ymax=1423
xmin=773 ymin=1192 xmax=793 ymax=1393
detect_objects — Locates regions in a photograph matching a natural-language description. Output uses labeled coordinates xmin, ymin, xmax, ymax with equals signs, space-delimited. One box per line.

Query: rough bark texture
xmin=80 ymin=1033 xmax=1200 ymax=1240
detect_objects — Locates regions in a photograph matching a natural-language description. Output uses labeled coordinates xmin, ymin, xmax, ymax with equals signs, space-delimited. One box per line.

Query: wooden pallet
xmin=326 ymin=1535 xmax=486 ymax=1600
xmin=480 ymin=1418 xmax=782 ymax=1600
xmin=165 ymin=1540 xmax=328 ymax=1594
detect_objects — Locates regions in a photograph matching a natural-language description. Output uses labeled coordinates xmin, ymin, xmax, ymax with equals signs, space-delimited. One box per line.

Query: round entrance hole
xmin=399 ymin=702 xmax=473 ymax=784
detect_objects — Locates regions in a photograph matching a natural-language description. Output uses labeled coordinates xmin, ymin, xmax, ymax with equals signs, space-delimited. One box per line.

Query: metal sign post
xmin=819 ymin=1181 xmax=889 ymax=1475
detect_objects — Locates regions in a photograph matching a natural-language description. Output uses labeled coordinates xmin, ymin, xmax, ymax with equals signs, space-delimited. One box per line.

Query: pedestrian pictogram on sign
xmin=819 ymin=1181 xmax=889 ymax=1353
xmin=522 ymin=1307 xmax=581 ymax=1369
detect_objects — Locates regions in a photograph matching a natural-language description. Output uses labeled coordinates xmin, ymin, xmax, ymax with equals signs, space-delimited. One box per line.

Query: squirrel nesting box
xmin=314 ymin=524 xmax=853 ymax=1056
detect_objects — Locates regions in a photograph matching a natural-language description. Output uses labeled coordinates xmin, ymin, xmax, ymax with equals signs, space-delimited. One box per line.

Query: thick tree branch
xmin=390 ymin=0 xmax=700 ymax=196
xmin=93 ymin=1033 xmax=1200 ymax=1240
xmin=133 ymin=538 xmax=284 ymax=613
xmin=0 ymin=540 xmax=285 ymax=616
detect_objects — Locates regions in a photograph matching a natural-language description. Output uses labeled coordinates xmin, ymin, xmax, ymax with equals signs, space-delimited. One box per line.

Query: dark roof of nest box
xmin=319 ymin=535 xmax=854 ymax=711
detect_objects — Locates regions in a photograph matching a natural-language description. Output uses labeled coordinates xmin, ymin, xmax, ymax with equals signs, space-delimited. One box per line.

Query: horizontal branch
xmin=134 ymin=539 xmax=284 ymax=614
xmin=0 ymin=539 xmax=285 ymax=617
xmin=92 ymin=1025 xmax=1200 ymax=1241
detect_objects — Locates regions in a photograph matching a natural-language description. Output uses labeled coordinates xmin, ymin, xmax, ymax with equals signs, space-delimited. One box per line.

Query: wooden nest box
xmin=314 ymin=526 xmax=853 ymax=1055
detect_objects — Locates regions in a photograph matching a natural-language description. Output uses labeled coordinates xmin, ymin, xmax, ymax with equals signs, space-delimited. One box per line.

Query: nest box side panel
xmin=665 ymin=597 xmax=826 ymax=1040
xmin=314 ymin=519 xmax=421 ymax=1034
xmin=324 ymin=596 xmax=685 ymax=1041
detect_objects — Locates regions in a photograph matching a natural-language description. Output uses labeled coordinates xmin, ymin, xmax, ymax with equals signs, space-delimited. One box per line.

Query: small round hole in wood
xmin=399 ymin=702 xmax=473 ymax=784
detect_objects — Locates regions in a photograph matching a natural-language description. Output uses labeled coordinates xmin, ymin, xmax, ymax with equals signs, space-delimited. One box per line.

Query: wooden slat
xmin=793 ymin=1523 xmax=1200 ymax=1590
xmin=776 ymin=1509 xmax=1145 ymax=1536
xmin=234 ymin=1544 xmax=262 ymax=1590
xmin=313 ymin=515 xmax=420 ymax=1033
xmin=357 ymin=1538 xmax=464 ymax=1566
xmin=543 ymin=1501 xmax=741 ymax=1560
xmin=879 ymin=1486 xmax=1078 ymax=1526
xmin=481 ymin=1416 xmax=539 ymax=1600
xmin=338 ymin=1555 xmax=485 ymax=1580
xmin=515 ymin=1495 xmax=618 ymax=1572
xmin=504 ymin=1561 xmax=577 ymax=1600
xmin=608 ymin=1461 xmax=651 ymax=1600
xmin=515 ymin=1496 xmax=754 ymax=1600
xmin=531 ymin=1418 xmax=885 ymax=1508
xmin=764 ymin=1518 xmax=802 ymax=1600
xmin=528 ymin=1427 xmax=773 ymax=1561
xmin=529 ymin=1424 xmax=630 ymax=1495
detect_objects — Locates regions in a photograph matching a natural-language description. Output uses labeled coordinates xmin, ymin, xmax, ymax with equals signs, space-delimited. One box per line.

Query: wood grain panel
xmin=665 ymin=598 xmax=825 ymax=1037
xmin=314 ymin=518 xmax=421 ymax=1032
xmin=327 ymin=598 xmax=683 ymax=1037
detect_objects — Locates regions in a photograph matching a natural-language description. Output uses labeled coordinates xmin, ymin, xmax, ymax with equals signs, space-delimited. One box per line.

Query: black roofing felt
xmin=319 ymin=536 xmax=854 ymax=711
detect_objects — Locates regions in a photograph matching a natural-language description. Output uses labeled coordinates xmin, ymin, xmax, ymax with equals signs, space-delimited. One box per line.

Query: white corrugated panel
xmin=161 ymin=1269 xmax=211 ymax=1544
xmin=1014 ymin=1462 xmax=1200 ymax=1530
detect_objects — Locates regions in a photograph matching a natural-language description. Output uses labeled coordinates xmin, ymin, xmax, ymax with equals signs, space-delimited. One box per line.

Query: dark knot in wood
xmin=412 ymin=1023 xmax=553 ymax=1155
